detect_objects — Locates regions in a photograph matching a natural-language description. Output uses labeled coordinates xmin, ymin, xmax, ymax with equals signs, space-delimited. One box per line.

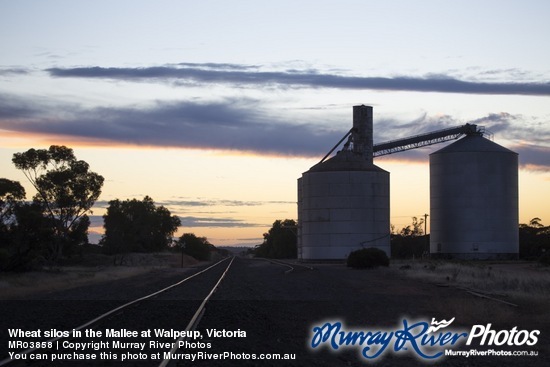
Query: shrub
xmin=347 ymin=247 xmax=389 ymax=269
xmin=178 ymin=233 xmax=211 ymax=261
xmin=539 ymin=252 xmax=550 ymax=267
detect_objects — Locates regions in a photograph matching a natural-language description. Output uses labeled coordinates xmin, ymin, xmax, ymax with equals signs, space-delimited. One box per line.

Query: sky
xmin=1 ymin=0 xmax=549 ymax=246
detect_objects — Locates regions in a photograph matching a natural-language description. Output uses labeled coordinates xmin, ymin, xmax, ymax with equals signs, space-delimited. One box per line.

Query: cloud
xmin=88 ymin=216 xmax=265 ymax=244
xmin=468 ymin=113 xmax=550 ymax=170
xmin=95 ymin=198 xmax=280 ymax=210
xmin=46 ymin=64 xmax=550 ymax=96
xmin=162 ymin=198 xmax=294 ymax=207
xmin=1 ymin=92 xmax=548 ymax=170
xmin=0 ymin=68 xmax=29 ymax=76
xmin=179 ymin=216 xmax=265 ymax=228
xmin=176 ymin=62 xmax=260 ymax=71
xmin=514 ymin=144 xmax=550 ymax=172
xmin=0 ymin=93 xmax=341 ymax=156
xmin=88 ymin=215 xmax=104 ymax=228
xmin=88 ymin=210 xmax=267 ymax=235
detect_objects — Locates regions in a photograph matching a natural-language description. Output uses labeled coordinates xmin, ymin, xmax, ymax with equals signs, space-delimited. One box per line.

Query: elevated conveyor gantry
xmin=318 ymin=122 xmax=486 ymax=164
xmin=372 ymin=123 xmax=484 ymax=157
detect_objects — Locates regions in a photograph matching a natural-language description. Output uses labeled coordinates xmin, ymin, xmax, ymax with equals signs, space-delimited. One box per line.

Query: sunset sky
xmin=1 ymin=0 xmax=549 ymax=246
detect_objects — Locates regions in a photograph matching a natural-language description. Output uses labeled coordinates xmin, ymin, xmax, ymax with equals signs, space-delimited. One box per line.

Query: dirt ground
xmin=0 ymin=252 xmax=198 ymax=300
xmin=1 ymin=257 xmax=548 ymax=366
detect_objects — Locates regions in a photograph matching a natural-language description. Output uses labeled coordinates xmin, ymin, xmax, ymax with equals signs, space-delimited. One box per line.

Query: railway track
xmin=257 ymin=258 xmax=316 ymax=274
xmin=3 ymin=257 xmax=546 ymax=367
xmin=1 ymin=257 xmax=235 ymax=367
xmin=158 ymin=257 xmax=234 ymax=367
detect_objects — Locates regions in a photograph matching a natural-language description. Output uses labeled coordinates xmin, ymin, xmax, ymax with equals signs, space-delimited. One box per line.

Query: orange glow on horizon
xmin=1 ymin=129 xmax=321 ymax=160
xmin=1 ymin=130 xmax=119 ymax=149
xmin=3 ymin=129 xmax=548 ymax=247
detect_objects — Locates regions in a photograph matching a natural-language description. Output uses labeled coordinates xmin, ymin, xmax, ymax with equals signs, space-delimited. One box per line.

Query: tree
xmin=391 ymin=217 xmax=429 ymax=259
xmin=0 ymin=178 xmax=26 ymax=230
xmin=519 ymin=217 xmax=550 ymax=259
xmin=528 ymin=217 xmax=543 ymax=228
xmin=255 ymin=219 xmax=297 ymax=259
xmin=177 ymin=233 xmax=211 ymax=261
xmin=0 ymin=179 xmax=29 ymax=270
xmin=12 ymin=145 xmax=104 ymax=260
xmin=101 ymin=196 xmax=181 ymax=254
xmin=398 ymin=216 xmax=424 ymax=237
xmin=4 ymin=203 xmax=56 ymax=271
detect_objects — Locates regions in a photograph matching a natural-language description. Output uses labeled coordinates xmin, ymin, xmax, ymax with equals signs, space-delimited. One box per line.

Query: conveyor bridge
xmin=372 ymin=123 xmax=484 ymax=157
xmin=319 ymin=121 xmax=486 ymax=164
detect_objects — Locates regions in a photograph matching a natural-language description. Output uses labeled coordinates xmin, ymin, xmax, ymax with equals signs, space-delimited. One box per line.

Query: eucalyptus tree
xmin=12 ymin=145 xmax=104 ymax=260
xmin=0 ymin=178 xmax=26 ymax=229
xmin=102 ymin=196 xmax=181 ymax=254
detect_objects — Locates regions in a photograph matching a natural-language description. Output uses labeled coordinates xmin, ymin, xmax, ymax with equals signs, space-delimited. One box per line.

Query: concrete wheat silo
xmin=430 ymin=134 xmax=518 ymax=259
xmin=297 ymin=105 xmax=390 ymax=261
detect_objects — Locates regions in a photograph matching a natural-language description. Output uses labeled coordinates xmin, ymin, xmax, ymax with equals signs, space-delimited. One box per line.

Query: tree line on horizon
xmin=390 ymin=216 xmax=550 ymax=262
xmin=254 ymin=216 xmax=550 ymax=263
xmin=253 ymin=219 xmax=297 ymax=259
xmin=2 ymin=145 xmax=548 ymax=270
xmin=0 ymin=145 xmax=214 ymax=271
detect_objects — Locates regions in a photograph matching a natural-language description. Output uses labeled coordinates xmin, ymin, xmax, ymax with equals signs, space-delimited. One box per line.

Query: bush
xmin=539 ymin=252 xmax=550 ymax=267
xmin=255 ymin=219 xmax=297 ymax=259
xmin=347 ymin=248 xmax=389 ymax=269
xmin=178 ymin=233 xmax=211 ymax=261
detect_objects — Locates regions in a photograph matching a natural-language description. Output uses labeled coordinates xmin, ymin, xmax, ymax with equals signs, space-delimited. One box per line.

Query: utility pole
xmin=424 ymin=213 xmax=429 ymax=258
xmin=423 ymin=213 xmax=429 ymax=235
xmin=181 ymin=241 xmax=186 ymax=268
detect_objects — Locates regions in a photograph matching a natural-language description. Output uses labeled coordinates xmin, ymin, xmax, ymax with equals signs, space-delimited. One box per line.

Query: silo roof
xmin=431 ymin=135 xmax=517 ymax=155
xmin=308 ymin=150 xmax=388 ymax=172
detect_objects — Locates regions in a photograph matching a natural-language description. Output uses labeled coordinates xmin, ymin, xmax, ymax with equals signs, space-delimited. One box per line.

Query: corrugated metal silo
xmin=430 ymin=134 xmax=518 ymax=259
xmin=297 ymin=105 xmax=390 ymax=261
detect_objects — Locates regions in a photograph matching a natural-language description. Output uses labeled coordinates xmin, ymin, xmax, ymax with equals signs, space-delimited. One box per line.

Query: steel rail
xmin=271 ymin=258 xmax=316 ymax=272
xmin=159 ymin=256 xmax=235 ymax=367
xmin=255 ymin=257 xmax=294 ymax=273
xmin=0 ymin=257 xmax=232 ymax=367
xmin=257 ymin=258 xmax=315 ymax=273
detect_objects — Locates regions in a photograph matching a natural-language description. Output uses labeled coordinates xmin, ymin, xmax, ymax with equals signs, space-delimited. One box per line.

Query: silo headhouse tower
xmin=297 ymin=105 xmax=390 ymax=261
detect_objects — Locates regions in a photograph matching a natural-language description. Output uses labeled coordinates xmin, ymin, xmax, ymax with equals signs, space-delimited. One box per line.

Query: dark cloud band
xmin=0 ymin=92 xmax=548 ymax=171
xmin=46 ymin=64 xmax=550 ymax=96
xmin=179 ymin=216 xmax=265 ymax=228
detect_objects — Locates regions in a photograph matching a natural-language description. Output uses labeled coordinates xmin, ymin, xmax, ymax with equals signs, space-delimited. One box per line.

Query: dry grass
xmin=0 ymin=252 xmax=198 ymax=299
xmin=435 ymin=297 xmax=517 ymax=325
xmin=392 ymin=260 xmax=550 ymax=299
xmin=390 ymin=260 xmax=550 ymax=329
